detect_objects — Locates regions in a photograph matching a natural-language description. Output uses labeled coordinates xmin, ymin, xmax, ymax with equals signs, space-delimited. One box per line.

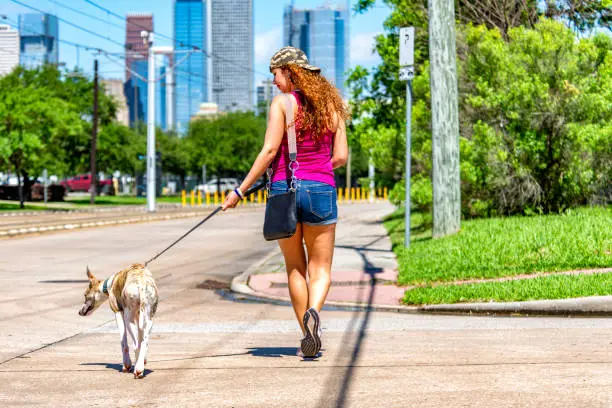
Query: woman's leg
xmin=302 ymin=223 xmax=336 ymax=312
xmin=278 ymin=223 xmax=308 ymax=334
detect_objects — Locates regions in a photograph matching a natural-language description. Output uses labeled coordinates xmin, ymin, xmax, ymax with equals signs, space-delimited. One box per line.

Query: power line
xmin=82 ymin=0 xmax=267 ymax=77
xmin=45 ymin=0 xmax=125 ymax=31
xmin=11 ymin=0 xmax=126 ymax=49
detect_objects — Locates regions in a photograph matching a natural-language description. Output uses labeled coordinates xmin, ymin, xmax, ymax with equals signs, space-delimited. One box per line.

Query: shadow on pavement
xmin=148 ymin=352 xmax=249 ymax=363
xmin=247 ymin=347 xmax=298 ymax=357
xmin=79 ymin=362 xmax=153 ymax=377
xmin=317 ymin=240 xmax=381 ymax=407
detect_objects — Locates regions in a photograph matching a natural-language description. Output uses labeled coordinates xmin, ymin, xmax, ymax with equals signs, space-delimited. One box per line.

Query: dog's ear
xmin=86 ymin=266 xmax=95 ymax=280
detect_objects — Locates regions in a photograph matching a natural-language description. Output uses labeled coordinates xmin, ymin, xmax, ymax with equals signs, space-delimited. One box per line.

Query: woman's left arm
xmin=222 ymin=95 xmax=286 ymax=210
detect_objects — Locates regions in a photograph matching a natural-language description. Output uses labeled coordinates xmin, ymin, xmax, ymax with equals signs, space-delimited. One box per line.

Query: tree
xmin=461 ymin=20 xmax=612 ymax=214
xmin=185 ymin=112 xmax=267 ymax=180
xmin=156 ymin=129 xmax=190 ymax=188
xmin=0 ymin=67 xmax=83 ymax=207
xmin=96 ymin=122 xmax=144 ymax=175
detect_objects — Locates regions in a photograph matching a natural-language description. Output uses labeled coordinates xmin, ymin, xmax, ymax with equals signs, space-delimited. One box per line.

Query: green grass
xmin=0 ymin=202 xmax=69 ymax=211
xmin=384 ymin=206 xmax=612 ymax=303
xmin=402 ymin=273 xmax=612 ymax=305
xmin=64 ymin=195 xmax=182 ymax=206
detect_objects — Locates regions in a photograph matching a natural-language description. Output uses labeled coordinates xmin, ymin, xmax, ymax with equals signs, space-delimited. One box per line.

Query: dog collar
xmin=102 ymin=275 xmax=114 ymax=294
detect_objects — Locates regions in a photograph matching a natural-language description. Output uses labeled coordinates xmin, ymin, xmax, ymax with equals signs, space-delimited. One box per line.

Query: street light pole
xmin=89 ymin=58 xmax=99 ymax=205
xmin=145 ymin=31 xmax=156 ymax=213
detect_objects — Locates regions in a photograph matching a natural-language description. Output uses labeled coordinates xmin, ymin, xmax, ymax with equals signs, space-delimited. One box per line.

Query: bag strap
xmin=284 ymin=93 xmax=297 ymax=162
xmin=267 ymin=92 xmax=299 ymax=192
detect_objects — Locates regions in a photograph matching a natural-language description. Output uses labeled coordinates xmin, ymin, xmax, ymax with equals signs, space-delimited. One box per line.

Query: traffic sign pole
xmin=400 ymin=27 xmax=415 ymax=248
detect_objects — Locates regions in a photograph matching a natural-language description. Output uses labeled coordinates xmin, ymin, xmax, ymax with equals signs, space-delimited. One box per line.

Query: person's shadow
xmin=246 ymin=347 xmax=298 ymax=357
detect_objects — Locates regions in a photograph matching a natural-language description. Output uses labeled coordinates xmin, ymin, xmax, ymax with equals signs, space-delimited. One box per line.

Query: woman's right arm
xmin=331 ymin=112 xmax=348 ymax=169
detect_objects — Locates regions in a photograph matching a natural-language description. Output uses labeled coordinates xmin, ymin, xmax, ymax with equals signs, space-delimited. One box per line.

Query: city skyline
xmin=1 ymin=1 xmax=387 ymax=83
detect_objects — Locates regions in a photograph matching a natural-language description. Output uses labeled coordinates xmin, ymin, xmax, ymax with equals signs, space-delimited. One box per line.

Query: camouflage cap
xmin=269 ymin=46 xmax=320 ymax=72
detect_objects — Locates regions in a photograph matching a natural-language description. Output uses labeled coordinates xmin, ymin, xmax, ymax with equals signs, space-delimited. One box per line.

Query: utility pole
xmin=89 ymin=58 xmax=99 ymax=205
xmin=145 ymin=31 xmax=156 ymax=212
xmin=428 ymin=0 xmax=461 ymax=238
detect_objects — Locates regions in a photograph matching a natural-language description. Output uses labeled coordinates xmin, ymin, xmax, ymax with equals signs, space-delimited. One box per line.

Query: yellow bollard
xmin=337 ymin=188 xmax=343 ymax=203
xmin=377 ymin=188 xmax=382 ymax=198
xmin=345 ymin=187 xmax=350 ymax=202
xmin=358 ymin=188 xmax=362 ymax=201
xmin=181 ymin=190 xmax=186 ymax=207
xmin=214 ymin=191 xmax=219 ymax=205
xmin=197 ymin=190 xmax=202 ymax=206
xmin=383 ymin=187 xmax=388 ymax=200
xmin=263 ymin=191 xmax=267 ymax=204
xmin=351 ymin=188 xmax=355 ymax=202
xmin=190 ymin=190 xmax=195 ymax=207
xmin=221 ymin=191 xmax=226 ymax=204
xmin=250 ymin=193 xmax=254 ymax=204
xmin=257 ymin=190 xmax=262 ymax=204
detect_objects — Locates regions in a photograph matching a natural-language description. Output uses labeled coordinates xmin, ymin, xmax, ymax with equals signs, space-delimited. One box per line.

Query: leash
xmin=143 ymin=182 xmax=266 ymax=267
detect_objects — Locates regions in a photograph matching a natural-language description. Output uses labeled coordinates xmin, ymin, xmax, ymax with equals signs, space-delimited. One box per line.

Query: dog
xmin=79 ymin=263 xmax=158 ymax=378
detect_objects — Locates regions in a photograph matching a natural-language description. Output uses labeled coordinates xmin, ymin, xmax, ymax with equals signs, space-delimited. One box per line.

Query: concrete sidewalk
xmin=232 ymin=202 xmax=612 ymax=316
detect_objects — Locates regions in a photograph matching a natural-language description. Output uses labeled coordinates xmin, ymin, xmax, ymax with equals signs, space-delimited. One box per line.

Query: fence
xmin=180 ymin=187 xmax=388 ymax=208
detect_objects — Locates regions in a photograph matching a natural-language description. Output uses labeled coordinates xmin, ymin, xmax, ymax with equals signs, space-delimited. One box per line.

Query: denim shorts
xmin=270 ymin=179 xmax=338 ymax=226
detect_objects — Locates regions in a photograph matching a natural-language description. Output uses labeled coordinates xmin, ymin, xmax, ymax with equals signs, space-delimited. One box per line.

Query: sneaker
xmin=301 ymin=308 xmax=322 ymax=357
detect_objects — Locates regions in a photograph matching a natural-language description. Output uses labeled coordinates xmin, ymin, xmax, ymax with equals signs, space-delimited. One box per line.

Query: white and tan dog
xmin=79 ymin=263 xmax=158 ymax=378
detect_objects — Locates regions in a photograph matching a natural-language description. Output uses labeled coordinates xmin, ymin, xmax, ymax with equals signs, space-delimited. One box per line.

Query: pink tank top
xmin=271 ymin=91 xmax=335 ymax=187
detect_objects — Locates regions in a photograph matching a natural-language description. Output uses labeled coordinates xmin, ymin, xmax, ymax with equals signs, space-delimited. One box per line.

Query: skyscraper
xmin=18 ymin=13 xmax=58 ymax=68
xmin=125 ymin=14 xmax=152 ymax=128
xmin=284 ymin=4 xmax=349 ymax=96
xmin=256 ymin=79 xmax=279 ymax=116
xmin=174 ymin=0 xmax=208 ymax=135
xmin=211 ymin=0 xmax=253 ymax=112
xmin=102 ymin=79 xmax=130 ymax=126
xmin=0 ymin=25 xmax=20 ymax=76
xmin=125 ymin=13 xmax=153 ymax=82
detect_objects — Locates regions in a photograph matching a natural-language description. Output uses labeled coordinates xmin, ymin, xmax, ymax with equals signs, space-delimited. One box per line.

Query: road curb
xmin=0 ymin=211 xmax=206 ymax=238
xmin=230 ymin=284 xmax=612 ymax=316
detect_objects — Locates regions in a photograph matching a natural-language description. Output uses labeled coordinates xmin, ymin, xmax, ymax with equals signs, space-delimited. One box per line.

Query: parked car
xmin=196 ymin=178 xmax=238 ymax=194
xmin=60 ymin=174 xmax=114 ymax=195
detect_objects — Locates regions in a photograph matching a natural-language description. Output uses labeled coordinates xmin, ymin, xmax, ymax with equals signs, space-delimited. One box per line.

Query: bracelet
xmin=234 ymin=187 xmax=244 ymax=200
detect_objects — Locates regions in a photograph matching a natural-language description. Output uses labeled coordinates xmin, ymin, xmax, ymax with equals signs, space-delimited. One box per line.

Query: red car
xmin=60 ymin=174 xmax=114 ymax=194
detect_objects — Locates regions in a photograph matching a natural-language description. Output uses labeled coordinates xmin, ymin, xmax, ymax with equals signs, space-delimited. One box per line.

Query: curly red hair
xmin=284 ymin=65 xmax=348 ymax=141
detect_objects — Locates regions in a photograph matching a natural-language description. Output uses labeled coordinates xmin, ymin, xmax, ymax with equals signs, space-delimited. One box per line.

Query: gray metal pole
xmin=146 ymin=33 xmax=156 ymax=213
xmin=405 ymin=81 xmax=412 ymax=248
xmin=368 ymin=156 xmax=375 ymax=203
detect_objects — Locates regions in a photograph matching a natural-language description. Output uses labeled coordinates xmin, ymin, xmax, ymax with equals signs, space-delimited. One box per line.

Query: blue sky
xmin=1 ymin=0 xmax=390 ymax=84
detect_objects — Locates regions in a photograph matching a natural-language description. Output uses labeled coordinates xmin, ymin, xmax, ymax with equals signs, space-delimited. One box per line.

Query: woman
xmin=222 ymin=46 xmax=348 ymax=358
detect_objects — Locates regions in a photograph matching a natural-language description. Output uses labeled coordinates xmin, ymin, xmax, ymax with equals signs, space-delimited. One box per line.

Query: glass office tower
xmin=284 ymin=5 xmax=349 ymax=97
xmin=174 ymin=0 xmax=207 ymax=135
xmin=19 ymin=13 xmax=58 ymax=68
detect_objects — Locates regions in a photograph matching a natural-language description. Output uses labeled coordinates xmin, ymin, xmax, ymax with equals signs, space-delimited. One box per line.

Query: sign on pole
xmin=399 ymin=27 xmax=415 ymax=248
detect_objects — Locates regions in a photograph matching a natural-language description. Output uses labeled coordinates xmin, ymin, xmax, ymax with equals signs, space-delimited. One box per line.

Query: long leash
xmin=143 ymin=182 xmax=266 ymax=267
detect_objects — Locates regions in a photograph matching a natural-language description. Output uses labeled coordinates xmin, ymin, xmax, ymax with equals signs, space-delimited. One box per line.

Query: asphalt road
xmin=0 ymin=204 xmax=610 ymax=407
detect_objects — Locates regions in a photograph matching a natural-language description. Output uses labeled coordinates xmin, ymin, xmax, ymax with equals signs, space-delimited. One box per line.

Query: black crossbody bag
xmin=263 ymin=93 xmax=299 ymax=241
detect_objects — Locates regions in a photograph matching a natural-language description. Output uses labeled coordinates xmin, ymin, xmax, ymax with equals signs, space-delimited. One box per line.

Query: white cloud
xmin=255 ymin=26 xmax=282 ymax=64
xmin=350 ymin=32 xmax=382 ymax=66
